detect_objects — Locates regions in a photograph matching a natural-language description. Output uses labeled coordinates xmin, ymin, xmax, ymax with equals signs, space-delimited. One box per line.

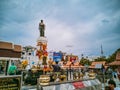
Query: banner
xmin=53 ymin=52 xmax=62 ymax=62
xmin=70 ymin=56 xmax=77 ymax=62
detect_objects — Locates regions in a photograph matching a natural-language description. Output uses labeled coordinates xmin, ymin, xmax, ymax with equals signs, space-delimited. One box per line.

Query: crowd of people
xmin=3 ymin=58 xmax=120 ymax=89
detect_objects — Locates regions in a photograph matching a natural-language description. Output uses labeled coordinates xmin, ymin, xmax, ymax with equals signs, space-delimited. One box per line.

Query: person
xmin=52 ymin=61 xmax=61 ymax=72
xmin=48 ymin=58 xmax=53 ymax=66
xmin=108 ymin=79 xmax=120 ymax=90
xmin=112 ymin=70 xmax=117 ymax=79
xmin=24 ymin=69 xmax=33 ymax=85
xmin=107 ymin=67 xmax=113 ymax=79
xmin=8 ymin=62 xmax=17 ymax=75
xmin=0 ymin=63 xmax=3 ymax=74
xmin=39 ymin=20 xmax=45 ymax=37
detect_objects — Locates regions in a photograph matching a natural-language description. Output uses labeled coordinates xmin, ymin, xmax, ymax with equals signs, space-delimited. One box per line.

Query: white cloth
xmin=60 ymin=83 xmax=75 ymax=90
xmin=82 ymin=81 xmax=89 ymax=87
xmin=42 ymin=85 xmax=56 ymax=90
xmin=115 ymin=87 xmax=120 ymax=90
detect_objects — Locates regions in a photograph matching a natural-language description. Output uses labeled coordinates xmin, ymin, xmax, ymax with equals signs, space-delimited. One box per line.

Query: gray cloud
xmin=0 ymin=0 xmax=120 ymax=57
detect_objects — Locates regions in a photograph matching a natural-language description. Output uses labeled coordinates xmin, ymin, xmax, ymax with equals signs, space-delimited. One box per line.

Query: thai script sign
xmin=0 ymin=75 xmax=21 ymax=90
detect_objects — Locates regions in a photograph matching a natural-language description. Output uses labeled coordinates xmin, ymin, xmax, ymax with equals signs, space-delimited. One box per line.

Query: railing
xmin=37 ymin=78 xmax=102 ymax=90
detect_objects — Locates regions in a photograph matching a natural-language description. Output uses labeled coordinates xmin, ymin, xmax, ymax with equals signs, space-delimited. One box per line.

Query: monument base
xmin=37 ymin=36 xmax=47 ymax=43
xmin=36 ymin=36 xmax=48 ymax=65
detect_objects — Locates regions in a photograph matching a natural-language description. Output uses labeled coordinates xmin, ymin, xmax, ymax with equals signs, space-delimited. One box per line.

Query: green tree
xmin=94 ymin=57 xmax=107 ymax=62
xmin=80 ymin=57 xmax=91 ymax=66
xmin=106 ymin=48 xmax=120 ymax=63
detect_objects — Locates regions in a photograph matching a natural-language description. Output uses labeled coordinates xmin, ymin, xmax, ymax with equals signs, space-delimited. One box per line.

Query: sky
xmin=0 ymin=0 xmax=120 ymax=58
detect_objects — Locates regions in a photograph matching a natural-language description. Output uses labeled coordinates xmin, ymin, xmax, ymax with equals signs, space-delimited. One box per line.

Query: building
xmin=21 ymin=46 xmax=39 ymax=67
xmin=0 ymin=41 xmax=22 ymax=75
xmin=89 ymin=61 xmax=106 ymax=69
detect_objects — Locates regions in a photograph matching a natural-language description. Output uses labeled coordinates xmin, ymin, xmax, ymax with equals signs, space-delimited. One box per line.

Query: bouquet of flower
xmin=21 ymin=60 xmax=28 ymax=69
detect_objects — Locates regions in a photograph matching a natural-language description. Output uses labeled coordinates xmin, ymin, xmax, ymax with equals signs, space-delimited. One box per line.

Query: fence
xmin=37 ymin=78 xmax=102 ymax=90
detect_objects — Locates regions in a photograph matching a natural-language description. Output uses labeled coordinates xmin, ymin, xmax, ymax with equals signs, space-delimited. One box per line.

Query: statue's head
xmin=41 ymin=20 xmax=43 ymax=23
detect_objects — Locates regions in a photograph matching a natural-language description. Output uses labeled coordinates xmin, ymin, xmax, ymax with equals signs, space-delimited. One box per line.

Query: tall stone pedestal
xmin=36 ymin=37 xmax=48 ymax=65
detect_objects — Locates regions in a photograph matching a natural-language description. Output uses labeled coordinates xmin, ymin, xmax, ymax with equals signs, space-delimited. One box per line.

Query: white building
xmin=21 ymin=46 xmax=39 ymax=67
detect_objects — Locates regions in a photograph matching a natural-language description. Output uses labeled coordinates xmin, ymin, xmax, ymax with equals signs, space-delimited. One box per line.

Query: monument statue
xmin=37 ymin=20 xmax=48 ymax=65
xmin=39 ymin=20 xmax=45 ymax=37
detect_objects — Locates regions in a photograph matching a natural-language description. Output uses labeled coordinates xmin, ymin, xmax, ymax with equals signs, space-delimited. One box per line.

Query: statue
xmin=39 ymin=20 xmax=45 ymax=37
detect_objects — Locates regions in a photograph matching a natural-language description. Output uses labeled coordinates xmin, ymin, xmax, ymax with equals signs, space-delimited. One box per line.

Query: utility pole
xmin=101 ymin=44 xmax=104 ymax=58
xmin=66 ymin=45 xmax=73 ymax=55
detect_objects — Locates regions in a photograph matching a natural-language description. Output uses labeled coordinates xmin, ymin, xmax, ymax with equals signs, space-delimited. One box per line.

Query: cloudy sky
xmin=0 ymin=0 xmax=120 ymax=57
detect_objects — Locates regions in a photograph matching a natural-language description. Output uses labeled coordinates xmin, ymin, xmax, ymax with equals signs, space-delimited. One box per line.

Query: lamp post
xmin=66 ymin=45 xmax=73 ymax=80
xmin=66 ymin=45 xmax=73 ymax=54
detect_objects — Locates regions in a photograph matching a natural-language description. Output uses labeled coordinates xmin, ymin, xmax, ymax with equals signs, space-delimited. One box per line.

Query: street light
xmin=66 ymin=45 xmax=74 ymax=80
xmin=66 ymin=45 xmax=73 ymax=55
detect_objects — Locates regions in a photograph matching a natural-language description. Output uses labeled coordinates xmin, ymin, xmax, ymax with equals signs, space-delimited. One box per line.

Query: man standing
xmin=52 ymin=61 xmax=61 ymax=72
xmin=8 ymin=62 xmax=17 ymax=75
xmin=0 ymin=64 xmax=2 ymax=74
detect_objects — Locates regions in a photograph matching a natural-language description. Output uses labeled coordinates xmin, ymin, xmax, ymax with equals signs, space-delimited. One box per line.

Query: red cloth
xmin=70 ymin=56 xmax=76 ymax=62
xmin=72 ymin=82 xmax=85 ymax=89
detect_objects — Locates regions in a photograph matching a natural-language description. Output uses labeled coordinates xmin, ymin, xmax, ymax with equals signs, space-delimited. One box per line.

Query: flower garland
xmin=36 ymin=43 xmax=48 ymax=60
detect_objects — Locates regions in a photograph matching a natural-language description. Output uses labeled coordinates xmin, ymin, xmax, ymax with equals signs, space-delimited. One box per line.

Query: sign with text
xmin=0 ymin=75 xmax=22 ymax=90
xmin=53 ymin=52 xmax=62 ymax=62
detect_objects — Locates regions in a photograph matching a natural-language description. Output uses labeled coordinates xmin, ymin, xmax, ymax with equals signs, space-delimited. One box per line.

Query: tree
xmin=80 ymin=57 xmax=91 ymax=66
xmin=94 ymin=57 xmax=107 ymax=62
xmin=94 ymin=48 xmax=120 ymax=63
xmin=106 ymin=48 xmax=120 ymax=63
